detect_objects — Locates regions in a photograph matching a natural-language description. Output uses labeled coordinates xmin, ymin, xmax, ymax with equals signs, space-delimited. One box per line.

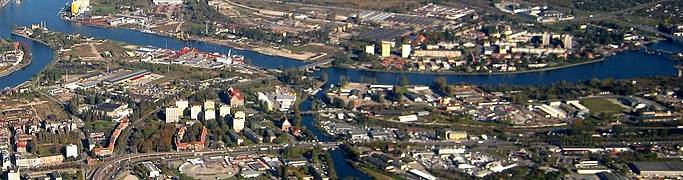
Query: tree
xmin=339 ymin=76 xmax=349 ymax=87
xmin=398 ymin=76 xmax=409 ymax=86
xmin=320 ymin=72 xmax=328 ymax=83
xmin=332 ymin=97 xmax=346 ymax=108
xmin=433 ymin=77 xmax=447 ymax=93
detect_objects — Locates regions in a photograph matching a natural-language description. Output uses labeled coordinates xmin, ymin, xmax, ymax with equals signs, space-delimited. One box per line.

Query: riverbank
xmin=61 ymin=16 xmax=322 ymax=61
xmin=0 ymin=0 xmax=10 ymax=8
xmin=0 ymin=43 xmax=32 ymax=78
xmin=341 ymin=57 xmax=609 ymax=76
xmin=10 ymin=31 xmax=59 ymax=80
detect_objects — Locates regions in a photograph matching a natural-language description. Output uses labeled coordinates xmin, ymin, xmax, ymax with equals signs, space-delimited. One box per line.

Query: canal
xmin=299 ymin=93 xmax=371 ymax=179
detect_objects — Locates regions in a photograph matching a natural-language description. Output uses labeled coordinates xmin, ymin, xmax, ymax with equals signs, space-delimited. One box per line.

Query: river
xmin=0 ymin=0 xmax=681 ymax=178
xmin=1 ymin=0 xmax=682 ymax=89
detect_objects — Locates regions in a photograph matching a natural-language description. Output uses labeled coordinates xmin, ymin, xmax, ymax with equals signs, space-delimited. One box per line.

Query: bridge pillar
xmin=676 ymin=65 xmax=683 ymax=77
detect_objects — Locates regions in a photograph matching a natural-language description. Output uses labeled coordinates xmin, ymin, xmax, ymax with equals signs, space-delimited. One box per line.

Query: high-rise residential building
xmin=204 ymin=109 xmax=216 ymax=121
xmin=176 ymin=100 xmax=188 ymax=116
xmin=365 ymin=45 xmax=375 ymax=55
xmin=219 ymin=104 xmax=231 ymax=118
xmin=232 ymin=111 xmax=246 ymax=132
xmin=401 ymin=44 xmax=412 ymax=58
xmin=563 ymin=35 xmax=572 ymax=49
xmin=65 ymin=144 xmax=78 ymax=158
xmin=381 ymin=41 xmax=391 ymax=57
xmin=542 ymin=33 xmax=551 ymax=46
xmin=190 ymin=105 xmax=201 ymax=120
xmin=204 ymin=100 xmax=215 ymax=111
xmin=165 ymin=107 xmax=180 ymax=123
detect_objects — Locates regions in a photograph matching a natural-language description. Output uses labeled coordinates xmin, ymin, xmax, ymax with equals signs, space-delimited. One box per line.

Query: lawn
xmin=83 ymin=120 xmax=117 ymax=132
xmin=581 ymin=98 xmax=625 ymax=113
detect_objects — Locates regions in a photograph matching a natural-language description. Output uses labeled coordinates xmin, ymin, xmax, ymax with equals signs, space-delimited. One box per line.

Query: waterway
xmin=1 ymin=0 xmax=682 ymax=89
xmin=0 ymin=0 xmax=681 ymax=178
xmin=299 ymin=94 xmax=371 ymax=179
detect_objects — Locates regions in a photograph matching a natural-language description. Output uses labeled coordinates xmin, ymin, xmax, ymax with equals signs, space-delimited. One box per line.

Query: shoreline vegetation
xmin=0 ymin=42 xmax=32 ymax=78
xmin=10 ymin=31 xmax=59 ymax=82
xmin=344 ymin=57 xmax=609 ymax=76
xmin=62 ymin=18 xmax=319 ymax=61
xmin=62 ymin=17 xmax=671 ymax=76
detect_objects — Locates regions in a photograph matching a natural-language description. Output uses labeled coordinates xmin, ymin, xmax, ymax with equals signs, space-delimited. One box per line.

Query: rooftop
xmin=631 ymin=162 xmax=683 ymax=172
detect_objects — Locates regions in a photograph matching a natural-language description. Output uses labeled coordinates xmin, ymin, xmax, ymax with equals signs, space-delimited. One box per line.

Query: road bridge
xmin=298 ymin=58 xmax=334 ymax=71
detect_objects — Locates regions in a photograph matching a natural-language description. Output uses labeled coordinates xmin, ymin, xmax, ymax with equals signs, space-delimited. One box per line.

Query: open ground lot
xmin=581 ymin=98 xmax=626 ymax=113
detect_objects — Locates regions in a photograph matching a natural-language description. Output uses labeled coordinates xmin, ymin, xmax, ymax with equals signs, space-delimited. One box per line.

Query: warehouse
xmin=630 ymin=162 xmax=683 ymax=177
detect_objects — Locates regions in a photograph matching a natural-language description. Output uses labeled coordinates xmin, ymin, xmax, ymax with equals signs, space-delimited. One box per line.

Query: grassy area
xmin=356 ymin=165 xmax=397 ymax=180
xmin=620 ymin=15 xmax=660 ymax=27
xmin=83 ymin=120 xmax=117 ymax=132
xmin=479 ymin=146 xmax=519 ymax=158
xmin=581 ymin=98 xmax=625 ymax=113
xmin=91 ymin=5 xmax=121 ymax=15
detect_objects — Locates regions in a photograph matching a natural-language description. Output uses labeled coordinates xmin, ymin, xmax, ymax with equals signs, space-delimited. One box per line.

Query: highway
xmin=89 ymin=142 xmax=339 ymax=180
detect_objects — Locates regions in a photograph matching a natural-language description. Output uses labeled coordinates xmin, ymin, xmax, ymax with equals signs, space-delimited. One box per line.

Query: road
xmin=563 ymin=0 xmax=673 ymax=23
xmin=89 ymin=142 xmax=339 ymax=180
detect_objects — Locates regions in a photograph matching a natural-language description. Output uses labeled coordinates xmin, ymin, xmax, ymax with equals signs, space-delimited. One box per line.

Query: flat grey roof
xmin=631 ymin=162 xmax=683 ymax=172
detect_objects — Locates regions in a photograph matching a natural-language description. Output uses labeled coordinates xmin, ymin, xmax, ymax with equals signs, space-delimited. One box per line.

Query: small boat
xmin=141 ymin=29 xmax=156 ymax=34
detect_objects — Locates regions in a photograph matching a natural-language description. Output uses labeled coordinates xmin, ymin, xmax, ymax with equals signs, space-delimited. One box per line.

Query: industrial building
xmin=444 ymin=131 xmax=468 ymax=141
xmin=630 ymin=162 xmax=683 ymax=177
xmin=142 ymin=161 xmax=161 ymax=178
xmin=70 ymin=0 xmax=90 ymax=16
xmin=153 ymin=0 xmax=183 ymax=5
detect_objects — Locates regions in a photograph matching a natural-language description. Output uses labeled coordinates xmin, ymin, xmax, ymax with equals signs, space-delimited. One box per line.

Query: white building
xmin=142 ymin=161 xmax=161 ymax=178
xmin=408 ymin=169 xmax=436 ymax=180
xmin=204 ymin=100 xmax=215 ymax=111
xmin=5 ymin=169 xmax=20 ymax=180
xmin=165 ymin=107 xmax=180 ymax=123
xmin=398 ymin=115 xmax=418 ymax=122
xmin=190 ymin=105 xmax=201 ymax=120
xmin=276 ymin=95 xmax=296 ymax=111
xmin=204 ymin=109 xmax=216 ymax=121
xmin=365 ymin=45 xmax=375 ymax=55
xmin=219 ymin=104 xmax=231 ymax=118
xmin=65 ymin=144 xmax=78 ymax=158
xmin=537 ymin=104 xmax=567 ymax=118
xmin=176 ymin=100 xmax=189 ymax=115
xmin=257 ymin=92 xmax=274 ymax=111
xmin=153 ymin=0 xmax=183 ymax=5
xmin=401 ymin=44 xmax=411 ymax=58
xmin=233 ymin=111 xmax=246 ymax=132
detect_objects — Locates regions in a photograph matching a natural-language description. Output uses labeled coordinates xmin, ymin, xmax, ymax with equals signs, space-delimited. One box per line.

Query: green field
xmin=83 ymin=120 xmax=117 ymax=132
xmin=580 ymin=98 xmax=625 ymax=113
